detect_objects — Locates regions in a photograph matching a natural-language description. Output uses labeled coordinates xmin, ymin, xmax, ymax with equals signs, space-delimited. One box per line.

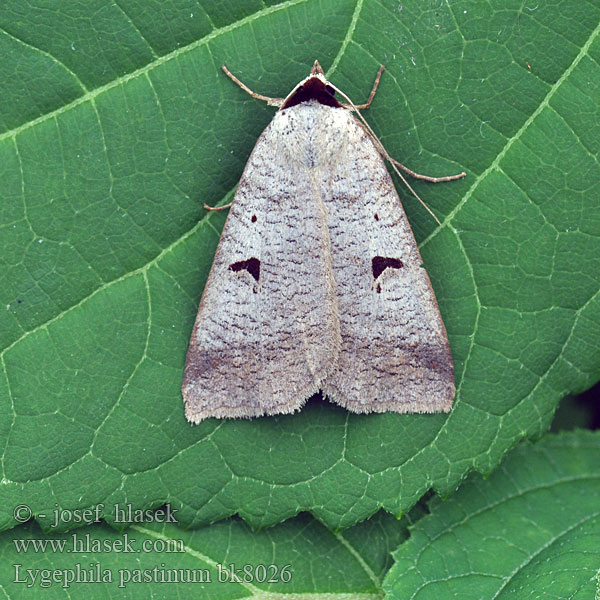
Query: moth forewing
xmin=182 ymin=108 xmax=341 ymax=423
xmin=318 ymin=107 xmax=455 ymax=412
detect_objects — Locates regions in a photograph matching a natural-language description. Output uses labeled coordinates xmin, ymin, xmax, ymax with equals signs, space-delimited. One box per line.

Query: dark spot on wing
xmin=230 ymin=257 xmax=260 ymax=283
xmin=372 ymin=256 xmax=404 ymax=280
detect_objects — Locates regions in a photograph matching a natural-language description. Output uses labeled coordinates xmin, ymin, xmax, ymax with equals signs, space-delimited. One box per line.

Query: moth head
xmin=281 ymin=60 xmax=342 ymax=110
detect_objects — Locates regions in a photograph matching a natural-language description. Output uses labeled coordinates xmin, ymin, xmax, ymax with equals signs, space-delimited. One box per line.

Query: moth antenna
xmin=388 ymin=160 xmax=443 ymax=226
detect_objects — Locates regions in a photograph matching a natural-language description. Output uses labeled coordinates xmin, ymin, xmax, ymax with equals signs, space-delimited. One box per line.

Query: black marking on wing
xmin=230 ymin=258 xmax=260 ymax=283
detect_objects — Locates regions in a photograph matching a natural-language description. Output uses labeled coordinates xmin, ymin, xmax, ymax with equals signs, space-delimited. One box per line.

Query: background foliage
xmin=0 ymin=0 xmax=598 ymax=597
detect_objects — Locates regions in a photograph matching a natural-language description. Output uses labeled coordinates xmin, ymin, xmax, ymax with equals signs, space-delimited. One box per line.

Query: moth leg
xmin=354 ymin=65 xmax=386 ymax=109
xmin=221 ymin=66 xmax=284 ymax=107
xmin=204 ymin=202 xmax=232 ymax=212
xmin=388 ymin=157 xmax=466 ymax=183
xmin=382 ymin=154 xmax=465 ymax=225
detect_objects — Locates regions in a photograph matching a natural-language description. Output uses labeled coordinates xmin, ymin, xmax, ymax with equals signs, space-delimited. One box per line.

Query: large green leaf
xmin=1 ymin=0 xmax=599 ymax=531
xmin=0 ymin=510 xmax=406 ymax=597
xmin=384 ymin=430 xmax=600 ymax=599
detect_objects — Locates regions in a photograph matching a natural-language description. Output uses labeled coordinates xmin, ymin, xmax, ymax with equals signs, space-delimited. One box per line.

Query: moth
xmin=182 ymin=61 xmax=465 ymax=423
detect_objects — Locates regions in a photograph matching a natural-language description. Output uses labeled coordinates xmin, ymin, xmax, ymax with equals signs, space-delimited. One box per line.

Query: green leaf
xmin=384 ymin=430 xmax=600 ymax=599
xmin=0 ymin=510 xmax=406 ymax=597
xmin=1 ymin=0 xmax=599 ymax=531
